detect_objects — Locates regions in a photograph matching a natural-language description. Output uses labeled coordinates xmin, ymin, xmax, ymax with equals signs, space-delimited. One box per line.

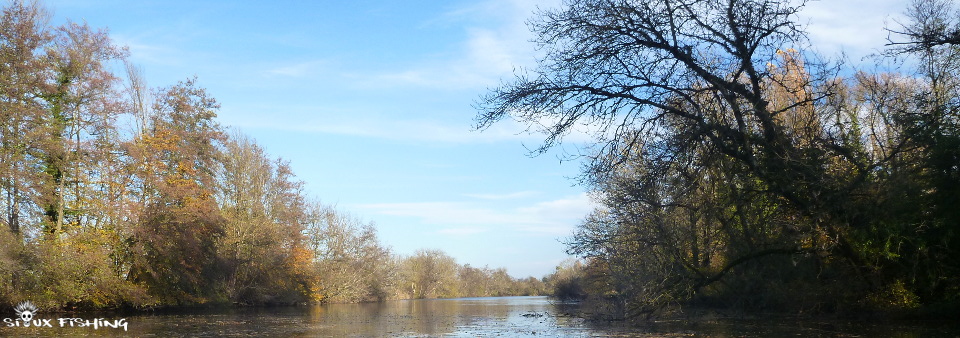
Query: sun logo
xmin=14 ymin=301 xmax=38 ymax=322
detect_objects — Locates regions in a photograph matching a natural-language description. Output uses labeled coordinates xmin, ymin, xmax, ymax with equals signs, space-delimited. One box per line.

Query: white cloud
xmin=264 ymin=60 xmax=330 ymax=78
xmin=800 ymin=0 xmax=908 ymax=61
xmin=465 ymin=28 xmax=515 ymax=74
xmin=355 ymin=193 xmax=596 ymax=236
xmin=113 ymin=34 xmax=186 ymax=67
xmin=355 ymin=201 xmax=514 ymax=226
xmin=464 ymin=191 xmax=539 ymax=200
xmin=362 ymin=0 xmax=559 ymax=90
xmin=227 ymin=110 xmax=559 ymax=144
xmin=362 ymin=0 xmax=909 ymax=89
xmin=437 ymin=227 xmax=488 ymax=236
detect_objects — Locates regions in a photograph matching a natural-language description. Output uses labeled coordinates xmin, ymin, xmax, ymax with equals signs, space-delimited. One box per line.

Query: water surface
xmin=2 ymin=296 xmax=957 ymax=337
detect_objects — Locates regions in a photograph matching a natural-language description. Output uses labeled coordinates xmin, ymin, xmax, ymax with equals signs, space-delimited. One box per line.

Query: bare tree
xmin=474 ymin=0 xmax=869 ymax=223
xmin=478 ymin=0 xmax=957 ymax=316
xmin=401 ymin=249 xmax=458 ymax=299
xmin=306 ymin=204 xmax=397 ymax=303
xmin=887 ymin=0 xmax=960 ymax=52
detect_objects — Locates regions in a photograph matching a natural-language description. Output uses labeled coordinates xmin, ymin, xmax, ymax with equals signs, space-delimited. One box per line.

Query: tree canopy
xmin=478 ymin=0 xmax=960 ymax=317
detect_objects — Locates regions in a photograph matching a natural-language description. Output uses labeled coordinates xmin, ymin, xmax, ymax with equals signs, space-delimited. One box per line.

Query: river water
xmin=2 ymin=296 xmax=958 ymax=336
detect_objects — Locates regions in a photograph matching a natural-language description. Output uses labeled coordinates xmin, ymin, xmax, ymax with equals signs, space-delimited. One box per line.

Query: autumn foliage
xmin=0 ymin=1 xmax=548 ymax=310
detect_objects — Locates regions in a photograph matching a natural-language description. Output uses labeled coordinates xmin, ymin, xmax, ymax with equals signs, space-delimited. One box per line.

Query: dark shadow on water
xmin=2 ymin=296 xmax=958 ymax=337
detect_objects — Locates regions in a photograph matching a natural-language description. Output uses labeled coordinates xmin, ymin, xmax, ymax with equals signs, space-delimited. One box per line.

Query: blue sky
xmin=47 ymin=0 xmax=908 ymax=278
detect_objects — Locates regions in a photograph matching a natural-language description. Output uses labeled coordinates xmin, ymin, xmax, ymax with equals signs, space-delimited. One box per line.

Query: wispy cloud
xmin=464 ymin=191 xmax=539 ymax=200
xmin=356 ymin=193 xmax=596 ymax=236
xmin=227 ymin=111 xmax=564 ymax=144
xmin=264 ymin=60 xmax=330 ymax=78
xmin=369 ymin=0 xmax=908 ymax=90
xmin=113 ymin=34 xmax=188 ymax=67
xmin=437 ymin=227 xmax=488 ymax=236
xmin=359 ymin=0 xmax=560 ymax=90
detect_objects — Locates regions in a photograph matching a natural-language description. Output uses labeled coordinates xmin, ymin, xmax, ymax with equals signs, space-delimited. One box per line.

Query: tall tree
xmin=479 ymin=0 xmax=960 ymax=315
xmin=882 ymin=0 xmax=960 ymax=304
xmin=125 ymin=78 xmax=226 ymax=304
xmin=215 ymin=131 xmax=313 ymax=304
xmin=39 ymin=20 xmax=127 ymax=237
xmin=0 ymin=0 xmax=52 ymax=236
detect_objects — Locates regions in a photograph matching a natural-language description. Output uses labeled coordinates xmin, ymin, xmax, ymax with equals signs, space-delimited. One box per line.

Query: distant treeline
xmin=480 ymin=0 xmax=960 ymax=319
xmin=0 ymin=0 xmax=554 ymax=310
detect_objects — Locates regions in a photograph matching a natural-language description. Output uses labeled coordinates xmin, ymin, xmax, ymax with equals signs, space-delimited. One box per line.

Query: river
xmin=2 ymin=296 xmax=958 ymax=336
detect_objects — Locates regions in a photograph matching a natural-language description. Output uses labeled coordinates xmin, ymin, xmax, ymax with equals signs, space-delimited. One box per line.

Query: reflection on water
xmin=301 ymin=297 xmax=592 ymax=337
xmin=2 ymin=296 xmax=958 ymax=337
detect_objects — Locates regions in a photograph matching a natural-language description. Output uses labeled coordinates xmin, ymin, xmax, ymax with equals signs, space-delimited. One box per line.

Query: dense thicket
xmin=0 ymin=0 xmax=548 ymax=310
xmin=478 ymin=0 xmax=960 ymax=317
